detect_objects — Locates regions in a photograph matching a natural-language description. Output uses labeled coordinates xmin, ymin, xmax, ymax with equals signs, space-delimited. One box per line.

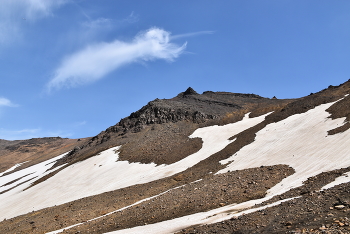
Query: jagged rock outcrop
xmin=106 ymin=100 xmax=216 ymax=135
xmin=105 ymin=88 xmax=269 ymax=136
xmin=177 ymin=87 xmax=199 ymax=97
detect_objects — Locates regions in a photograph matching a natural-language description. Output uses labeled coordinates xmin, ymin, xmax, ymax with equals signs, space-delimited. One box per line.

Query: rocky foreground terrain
xmin=0 ymin=81 xmax=349 ymax=234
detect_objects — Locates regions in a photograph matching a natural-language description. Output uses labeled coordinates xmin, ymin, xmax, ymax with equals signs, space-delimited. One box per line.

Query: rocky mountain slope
xmin=0 ymin=81 xmax=349 ymax=234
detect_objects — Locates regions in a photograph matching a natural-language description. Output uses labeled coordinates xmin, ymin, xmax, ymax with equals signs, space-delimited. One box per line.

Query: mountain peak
xmin=183 ymin=87 xmax=198 ymax=96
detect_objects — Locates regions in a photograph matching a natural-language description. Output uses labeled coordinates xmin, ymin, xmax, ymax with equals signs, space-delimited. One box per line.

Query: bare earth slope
xmin=0 ymin=137 xmax=90 ymax=174
xmin=0 ymin=81 xmax=349 ymax=234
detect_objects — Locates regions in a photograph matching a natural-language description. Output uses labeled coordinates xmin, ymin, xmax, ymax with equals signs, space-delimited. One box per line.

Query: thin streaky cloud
xmin=171 ymin=31 xmax=215 ymax=40
xmin=122 ymin=11 xmax=139 ymax=24
xmin=46 ymin=27 xmax=186 ymax=92
xmin=0 ymin=119 xmax=89 ymax=139
xmin=0 ymin=128 xmax=73 ymax=140
xmin=74 ymin=121 xmax=87 ymax=127
xmin=3 ymin=0 xmax=68 ymax=21
xmin=0 ymin=128 xmax=40 ymax=140
xmin=82 ymin=18 xmax=112 ymax=30
xmin=79 ymin=12 xmax=138 ymax=42
xmin=0 ymin=97 xmax=16 ymax=107
xmin=81 ymin=11 xmax=137 ymax=31
xmin=0 ymin=0 xmax=69 ymax=45
xmin=72 ymin=1 xmax=91 ymax=21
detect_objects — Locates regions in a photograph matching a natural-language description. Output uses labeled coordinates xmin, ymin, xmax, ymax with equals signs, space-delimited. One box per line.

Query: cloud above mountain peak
xmin=46 ymin=27 xmax=187 ymax=92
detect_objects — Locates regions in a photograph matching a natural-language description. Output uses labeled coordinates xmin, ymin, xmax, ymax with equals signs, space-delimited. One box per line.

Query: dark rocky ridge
xmin=53 ymin=87 xmax=291 ymax=168
xmin=95 ymin=88 xmax=274 ymax=139
xmin=107 ymin=87 xmax=264 ymax=135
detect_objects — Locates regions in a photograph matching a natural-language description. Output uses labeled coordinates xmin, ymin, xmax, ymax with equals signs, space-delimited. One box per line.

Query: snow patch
xmin=106 ymin=197 xmax=298 ymax=234
xmin=219 ymin=98 xmax=350 ymax=198
xmin=47 ymin=179 xmax=204 ymax=234
xmin=0 ymin=154 xmax=66 ymax=197
xmin=0 ymin=161 xmax=29 ymax=177
xmin=0 ymin=152 xmax=68 ymax=219
xmin=321 ymin=171 xmax=350 ymax=191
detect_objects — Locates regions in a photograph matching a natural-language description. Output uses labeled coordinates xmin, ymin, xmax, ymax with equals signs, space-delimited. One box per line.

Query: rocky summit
xmin=0 ymin=80 xmax=350 ymax=234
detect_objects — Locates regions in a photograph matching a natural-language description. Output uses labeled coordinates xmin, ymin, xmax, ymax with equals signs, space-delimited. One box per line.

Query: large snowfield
xmin=1 ymin=97 xmax=350 ymax=234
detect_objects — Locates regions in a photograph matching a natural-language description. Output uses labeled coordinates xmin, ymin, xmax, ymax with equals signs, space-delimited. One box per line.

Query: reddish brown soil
xmin=0 ymin=137 xmax=90 ymax=174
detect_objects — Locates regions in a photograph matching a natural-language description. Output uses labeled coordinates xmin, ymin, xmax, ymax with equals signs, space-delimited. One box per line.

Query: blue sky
xmin=0 ymin=0 xmax=349 ymax=140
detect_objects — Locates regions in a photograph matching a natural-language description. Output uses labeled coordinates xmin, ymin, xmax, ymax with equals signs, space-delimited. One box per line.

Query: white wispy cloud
xmin=79 ymin=18 xmax=113 ymax=41
xmin=77 ymin=12 xmax=139 ymax=44
xmin=0 ymin=97 xmax=17 ymax=120
xmin=0 ymin=97 xmax=16 ymax=107
xmin=171 ymin=31 xmax=215 ymax=40
xmin=46 ymin=27 xmax=187 ymax=91
xmin=0 ymin=128 xmax=75 ymax=140
xmin=0 ymin=22 xmax=20 ymax=45
xmin=6 ymin=0 xmax=68 ymax=20
xmin=80 ymin=12 xmax=138 ymax=30
xmin=121 ymin=11 xmax=139 ymax=24
xmin=0 ymin=0 xmax=68 ymax=45
xmin=0 ymin=128 xmax=41 ymax=140
xmin=83 ymin=18 xmax=112 ymax=30
xmin=75 ymin=121 xmax=87 ymax=127
xmin=0 ymin=120 xmax=87 ymax=140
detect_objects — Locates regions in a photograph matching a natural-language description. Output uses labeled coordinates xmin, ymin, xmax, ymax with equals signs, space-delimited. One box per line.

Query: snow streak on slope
xmin=107 ymin=197 xmax=298 ymax=234
xmin=0 ymin=161 xmax=28 ymax=177
xmin=0 ymin=113 xmax=268 ymax=220
xmin=321 ymin=171 xmax=350 ymax=190
xmin=0 ymin=154 xmax=67 ymax=197
xmin=47 ymin=180 xmax=203 ymax=234
xmin=219 ymin=98 xmax=350 ymax=197
xmin=0 ymin=153 xmax=68 ymax=219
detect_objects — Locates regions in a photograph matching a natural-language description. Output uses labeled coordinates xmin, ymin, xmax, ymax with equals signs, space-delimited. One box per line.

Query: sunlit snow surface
xmin=218 ymin=99 xmax=350 ymax=197
xmin=0 ymin=153 xmax=68 ymax=219
xmin=0 ymin=112 xmax=268 ymax=220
